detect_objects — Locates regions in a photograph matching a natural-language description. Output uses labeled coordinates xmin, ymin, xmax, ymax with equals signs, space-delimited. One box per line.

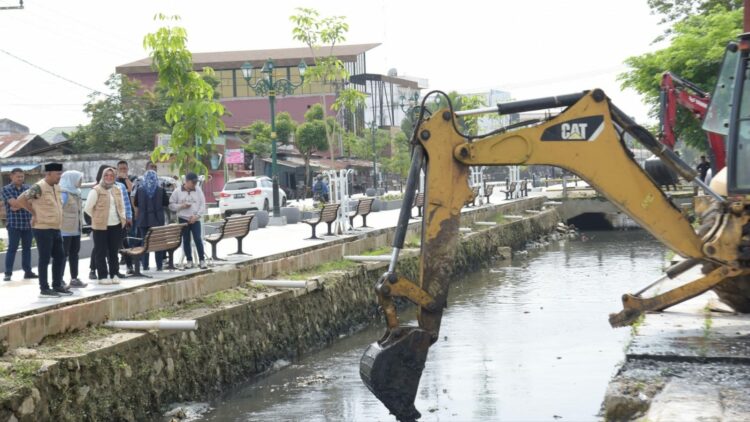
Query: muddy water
xmin=199 ymin=231 xmax=666 ymax=421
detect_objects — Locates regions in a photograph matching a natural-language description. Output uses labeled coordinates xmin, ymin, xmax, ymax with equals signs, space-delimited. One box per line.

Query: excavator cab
xmin=705 ymin=36 xmax=750 ymax=195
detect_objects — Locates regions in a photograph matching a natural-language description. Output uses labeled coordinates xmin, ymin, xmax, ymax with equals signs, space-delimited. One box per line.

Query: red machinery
xmin=660 ymin=71 xmax=726 ymax=171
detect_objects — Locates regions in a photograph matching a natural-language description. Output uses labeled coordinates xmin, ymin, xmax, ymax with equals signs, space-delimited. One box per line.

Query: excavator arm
xmin=360 ymin=89 xmax=748 ymax=421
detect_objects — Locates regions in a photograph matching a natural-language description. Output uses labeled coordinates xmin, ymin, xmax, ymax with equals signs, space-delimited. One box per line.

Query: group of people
xmin=2 ymin=161 xmax=207 ymax=298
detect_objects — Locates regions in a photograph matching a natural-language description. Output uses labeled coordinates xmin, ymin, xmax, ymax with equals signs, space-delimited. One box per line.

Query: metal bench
xmin=303 ymin=203 xmax=340 ymax=240
xmin=484 ymin=184 xmax=495 ymax=204
xmin=500 ymin=181 xmax=517 ymax=199
xmin=120 ymin=223 xmax=186 ymax=277
xmin=411 ymin=192 xmax=425 ymax=218
xmin=204 ymin=214 xmax=254 ymax=260
xmin=465 ymin=186 xmax=480 ymax=207
xmin=348 ymin=198 xmax=374 ymax=228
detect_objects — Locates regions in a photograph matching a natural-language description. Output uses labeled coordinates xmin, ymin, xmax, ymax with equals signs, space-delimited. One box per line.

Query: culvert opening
xmin=567 ymin=213 xmax=614 ymax=230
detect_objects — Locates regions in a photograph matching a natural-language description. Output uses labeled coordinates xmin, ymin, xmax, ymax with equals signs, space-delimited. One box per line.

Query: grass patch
xmin=630 ymin=313 xmax=646 ymax=337
xmin=493 ymin=213 xmax=507 ymax=224
xmin=282 ymin=259 xmax=357 ymax=280
xmin=201 ymin=289 xmax=248 ymax=307
xmin=403 ymin=234 xmax=421 ymax=249
xmin=362 ymin=246 xmax=390 ymax=256
xmin=0 ymin=359 xmax=42 ymax=400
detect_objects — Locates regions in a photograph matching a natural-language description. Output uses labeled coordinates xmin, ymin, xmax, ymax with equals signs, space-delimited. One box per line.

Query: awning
xmin=1 ymin=164 xmax=41 ymax=172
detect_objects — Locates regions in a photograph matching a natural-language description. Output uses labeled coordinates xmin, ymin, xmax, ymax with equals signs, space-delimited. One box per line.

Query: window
xmin=224 ymin=180 xmax=257 ymax=191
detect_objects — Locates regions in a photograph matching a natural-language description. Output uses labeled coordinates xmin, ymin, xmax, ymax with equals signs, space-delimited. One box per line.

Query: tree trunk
xmin=304 ymin=156 xmax=311 ymax=189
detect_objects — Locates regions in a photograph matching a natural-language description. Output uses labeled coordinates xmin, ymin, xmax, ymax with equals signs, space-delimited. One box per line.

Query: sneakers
xmin=89 ymin=270 xmax=97 ymax=280
xmin=69 ymin=278 xmax=88 ymax=288
xmin=39 ymin=289 xmax=61 ymax=298
xmin=199 ymin=260 xmax=207 ymax=269
xmin=99 ymin=278 xmax=112 ymax=285
xmin=24 ymin=272 xmax=38 ymax=279
xmin=53 ymin=286 xmax=73 ymax=296
xmin=3 ymin=274 xmax=10 ymax=282
xmin=111 ymin=276 xmax=121 ymax=285
xmin=183 ymin=261 xmax=194 ymax=270
xmin=126 ymin=267 xmax=135 ymax=276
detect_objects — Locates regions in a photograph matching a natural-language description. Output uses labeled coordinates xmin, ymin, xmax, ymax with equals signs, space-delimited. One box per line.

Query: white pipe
xmin=459 ymin=227 xmax=472 ymax=233
xmin=104 ymin=320 xmax=197 ymax=331
xmin=474 ymin=221 xmax=497 ymax=226
xmin=252 ymin=279 xmax=321 ymax=291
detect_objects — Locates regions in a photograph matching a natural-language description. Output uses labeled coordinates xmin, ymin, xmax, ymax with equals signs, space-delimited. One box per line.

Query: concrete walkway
xmin=0 ymin=190 xmax=536 ymax=322
xmin=607 ymin=265 xmax=750 ymax=421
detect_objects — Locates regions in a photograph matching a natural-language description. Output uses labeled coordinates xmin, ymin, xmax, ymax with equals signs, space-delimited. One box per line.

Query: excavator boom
xmin=360 ymin=89 xmax=748 ymax=421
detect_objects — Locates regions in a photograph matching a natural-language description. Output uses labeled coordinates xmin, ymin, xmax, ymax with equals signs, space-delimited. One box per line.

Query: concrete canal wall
xmin=0 ymin=198 xmax=560 ymax=422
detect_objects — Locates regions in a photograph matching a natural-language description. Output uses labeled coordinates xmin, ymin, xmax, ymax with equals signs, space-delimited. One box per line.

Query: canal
xmin=196 ymin=230 xmax=666 ymax=421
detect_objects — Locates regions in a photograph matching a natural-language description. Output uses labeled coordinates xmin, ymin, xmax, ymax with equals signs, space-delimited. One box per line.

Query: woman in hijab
xmin=133 ymin=170 xmax=166 ymax=271
xmin=84 ymin=167 xmax=126 ymax=284
xmin=59 ymin=170 xmax=87 ymax=288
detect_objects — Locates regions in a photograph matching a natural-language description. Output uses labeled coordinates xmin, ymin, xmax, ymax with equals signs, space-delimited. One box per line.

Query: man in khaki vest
xmin=16 ymin=163 xmax=68 ymax=298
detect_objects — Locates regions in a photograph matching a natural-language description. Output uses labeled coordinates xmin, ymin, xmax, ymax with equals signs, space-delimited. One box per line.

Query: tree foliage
xmin=295 ymin=104 xmax=330 ymax=187
xmin=143 ymin=14 xmax=226 ymax=176
xmin=240 ymin=120 xmax=272 ymax=156
xmin=619 ymin=5 xmax=742 ymax=150
xmin=648 ymin=0 xmax=741 ymax=37
xmin=401 ymin=91 xmax=487 ymax=137
xmin=70 ymin=74 xmax=167 ymax=153
xmin=290 ymin=8 xmax=365 ymax=159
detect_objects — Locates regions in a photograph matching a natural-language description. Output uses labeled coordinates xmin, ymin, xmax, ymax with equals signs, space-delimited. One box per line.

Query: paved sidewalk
xmin=0 ymin=191 xmax=538 ymax=321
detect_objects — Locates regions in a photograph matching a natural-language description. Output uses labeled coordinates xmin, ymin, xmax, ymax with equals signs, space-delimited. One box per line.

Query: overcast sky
xmin=0 ymin=0 xmax=664 ymax=134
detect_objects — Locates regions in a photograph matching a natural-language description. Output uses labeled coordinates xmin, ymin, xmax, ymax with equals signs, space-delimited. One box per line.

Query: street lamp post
xmin=399 ymin=91 xmax=421 ymax=122
xmin=241 ymin=58 xmax=307 ymax=218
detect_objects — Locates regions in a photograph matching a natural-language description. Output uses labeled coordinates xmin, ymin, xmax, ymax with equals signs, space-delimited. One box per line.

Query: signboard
xmin=226 ymin=149 xmax=244 ymax=164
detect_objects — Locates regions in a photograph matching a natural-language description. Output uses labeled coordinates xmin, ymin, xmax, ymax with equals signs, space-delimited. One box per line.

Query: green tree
xmin=383 ymin=131 xmax=411 ymax=186
xmin=648 ymin=0 xmax=741 ymax=36
xmin=143 ymin=14 xmax=226 ymax=176
xmin=295 ymin=105 xmax=329 ymax=187
xmin=274 ymin=111 xmax=297 ymax=145
xmin=290 ymin=7 xmax=366 ymax=160
xmin=240 ymin=120 xmax=272 ymax=156
xmin=619 ymin=5 xmax=742 ymax=150
xmin=401 ymin=91 xmax=487 ymax=138
xmin=70 ymin=74 xmax=167 ymax=153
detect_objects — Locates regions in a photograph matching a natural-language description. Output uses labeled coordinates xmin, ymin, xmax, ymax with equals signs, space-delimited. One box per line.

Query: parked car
xmin=218 ymin=176 xmax=287 ymax=216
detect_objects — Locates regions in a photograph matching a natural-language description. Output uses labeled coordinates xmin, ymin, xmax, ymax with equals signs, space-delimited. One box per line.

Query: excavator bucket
xmin=360 ymin=328 xmax=433 ymax=421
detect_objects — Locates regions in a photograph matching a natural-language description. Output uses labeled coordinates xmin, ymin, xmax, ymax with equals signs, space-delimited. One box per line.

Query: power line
xmin=0 ymin=48 xmax=107 ymax=96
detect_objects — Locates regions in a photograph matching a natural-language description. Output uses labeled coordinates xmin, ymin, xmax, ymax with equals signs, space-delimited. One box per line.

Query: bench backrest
xmin=321 ymin=203 xmax=340 ymax=223
xmin=357 ymin=198 xmax=374 ymax=215
xmin=520 ymin=180 xmax=527 ymax=189
xmin=222 ymin=214 xmax=254 ymax=239
xmin=485 ymin=184 xmax=494 ymax=195
xmin=143 ymin=223 xmax=186 ymax=253
xmin=413 ymin=192 xmax=425 ymax=207
xmin=509 ymin=181 xmax=517 ymax=191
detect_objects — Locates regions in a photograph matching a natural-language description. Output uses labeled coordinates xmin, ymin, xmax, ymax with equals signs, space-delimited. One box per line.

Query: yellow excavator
xmin=359 ymin=14 xmax=750 ymax=421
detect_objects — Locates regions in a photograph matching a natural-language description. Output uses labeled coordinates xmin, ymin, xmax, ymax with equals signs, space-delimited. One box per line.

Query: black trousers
xmin=32 ymin=229 xmax=65 ymax=291
xmin=93 ymin=225 xmax=122 ymax=279
xmin=62 ymin=235 xmax=81 ymax=279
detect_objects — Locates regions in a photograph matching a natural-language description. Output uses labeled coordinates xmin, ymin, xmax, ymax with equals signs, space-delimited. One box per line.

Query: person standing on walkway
xmin=84 ymin=167 xmax=126 ymax=284
xmin=133 ymin=170 xmax=166 ymax=271
xmin=2 ymin=168 xmax=36 ymax=281
xmin=15 ymin=163 xmax=68 ymax=298
xmin=116 ymin=160 xmax=136 ymax=275
xmin=59 ymin=170 xmax=87 ymax=288
xmin=169 ymin=172 xmax=207 ymax=269
xmin=88 ymin=165 xmax=132 ymax=280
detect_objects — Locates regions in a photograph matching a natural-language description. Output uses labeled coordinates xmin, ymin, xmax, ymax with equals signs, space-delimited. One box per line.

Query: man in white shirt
xmin=169 ymin=173 xmax=207 ymax=269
